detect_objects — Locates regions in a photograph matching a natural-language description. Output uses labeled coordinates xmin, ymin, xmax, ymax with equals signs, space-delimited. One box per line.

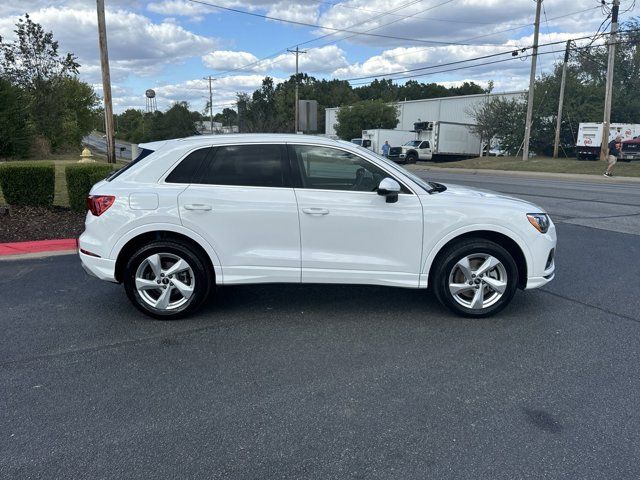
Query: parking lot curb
xmin=0 ymin=238 xmax=77 ymax=259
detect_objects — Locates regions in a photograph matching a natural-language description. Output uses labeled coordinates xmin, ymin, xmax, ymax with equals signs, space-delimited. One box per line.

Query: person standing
xmin=381 ymin=140 xmax=390 ymax=157
xmin=604 ymin=136 xmax=622 ymax=177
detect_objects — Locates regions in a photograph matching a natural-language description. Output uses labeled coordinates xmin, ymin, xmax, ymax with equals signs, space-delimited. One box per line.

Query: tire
xmin=431 ymin=239 xmax=519 ymax=318
xmin=407 ymin=152 xmax=418 ymax=164
xmin=123 ymin=240 xmax=213 ymax=320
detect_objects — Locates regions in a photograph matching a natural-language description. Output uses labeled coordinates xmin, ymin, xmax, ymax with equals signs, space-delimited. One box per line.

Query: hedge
xmin=0 ymin=162 xmax=55 ymax=207
xmin=65 ymin=164 xmax=117 ymax=212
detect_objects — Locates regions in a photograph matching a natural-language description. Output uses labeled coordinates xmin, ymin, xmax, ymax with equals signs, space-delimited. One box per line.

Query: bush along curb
xmin=65 ymin=164 xmax=117 ymax=212
xmin=0 ymin=162 xmax=55 ymax=207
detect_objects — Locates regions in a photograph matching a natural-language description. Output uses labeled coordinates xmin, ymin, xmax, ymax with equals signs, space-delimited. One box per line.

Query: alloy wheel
xmin=447 ymin=253 xmax=508 ymax=310
xmin=134 ymin=253 xmax=195 ymax=311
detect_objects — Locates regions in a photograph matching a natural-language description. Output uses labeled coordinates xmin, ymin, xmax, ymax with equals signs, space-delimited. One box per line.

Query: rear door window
xmin=197 ymin=144 xmax=287 ymax=188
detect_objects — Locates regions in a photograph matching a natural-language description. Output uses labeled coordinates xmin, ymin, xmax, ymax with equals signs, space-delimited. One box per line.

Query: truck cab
xmin=399 ymin=140 xmax=432 ymax=163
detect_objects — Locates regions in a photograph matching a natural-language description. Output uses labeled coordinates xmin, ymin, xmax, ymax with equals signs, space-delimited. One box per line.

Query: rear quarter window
xmin=165 ymin=147 xmax=212 ymax=183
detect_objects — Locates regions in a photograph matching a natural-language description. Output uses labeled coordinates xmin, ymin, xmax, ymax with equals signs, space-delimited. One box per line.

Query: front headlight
xmin=527 ymin=213 xmax=550 ymax=234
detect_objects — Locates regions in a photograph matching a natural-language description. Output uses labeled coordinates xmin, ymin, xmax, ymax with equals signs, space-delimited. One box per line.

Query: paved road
xmin=83 ymin=133 xmax=133 ymax=161
xmin=1 ymin=172 xmax=639 ymax=479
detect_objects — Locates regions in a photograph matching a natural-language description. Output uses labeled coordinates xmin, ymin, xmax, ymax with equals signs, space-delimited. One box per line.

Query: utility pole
xmin=599 ymin=0 xmax=621 ymax=161
xmin=522 ymin=0 xmax=542 ymax=161
xmin=287 ymin=46 xmax=306 ymax=133
xmin=553 ymin=40 xmax=572 ymax=158
xmin=96 ymin=0 xmax=116 ymax=164
xmin=206 ymin=76 xmax=214 ymax=134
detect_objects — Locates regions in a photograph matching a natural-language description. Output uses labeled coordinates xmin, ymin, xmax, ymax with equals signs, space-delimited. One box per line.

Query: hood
xmin=429 ymin=183 xmax=544 ymax=212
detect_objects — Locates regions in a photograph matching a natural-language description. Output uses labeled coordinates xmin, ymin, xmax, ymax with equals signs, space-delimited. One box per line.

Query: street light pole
xmin=522 ymin=0 xmax=542 ymax=161
xmin=96 ymin=0 xmax=115 ymax=164
xmin=599 ymin=0 xmax=621 ymax=161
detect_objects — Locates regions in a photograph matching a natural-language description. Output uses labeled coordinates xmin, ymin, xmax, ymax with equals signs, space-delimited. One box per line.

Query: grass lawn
xmin=417 ymin=156 xmax=640 ymax=177
xmin=0 ymin=153 xmax=125 ymax=207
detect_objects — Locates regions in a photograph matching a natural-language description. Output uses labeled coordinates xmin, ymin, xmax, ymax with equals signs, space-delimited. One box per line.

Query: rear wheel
xmin=123 ymin=240 xmax=213 ymax=319
xmin=432 ymin=239 xmax=519 ymax=317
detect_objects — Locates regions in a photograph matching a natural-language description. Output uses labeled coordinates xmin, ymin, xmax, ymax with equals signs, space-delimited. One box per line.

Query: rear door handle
xmin=302 ymin=207 xmax=330 ymax=216
xmin=184 ymin=203 xmax=212 ymax=211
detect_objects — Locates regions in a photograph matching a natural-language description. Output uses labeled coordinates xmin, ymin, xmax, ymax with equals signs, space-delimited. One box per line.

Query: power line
xmin=207 ymin=0 xmax=426 ymax=78
xmin=208 ymin=3 xmax=601 ymax=80
xmin=346 ymin=38 xmax=637 ymax=85
xmin=187 ymin=0 xmax=492 ymax=47
xmin=340 ymin=29 xmax=628 ymax=82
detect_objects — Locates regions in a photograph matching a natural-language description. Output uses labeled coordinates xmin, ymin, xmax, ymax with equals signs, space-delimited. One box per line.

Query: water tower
xmin=145 ymin=89 xmax=157 ymax=113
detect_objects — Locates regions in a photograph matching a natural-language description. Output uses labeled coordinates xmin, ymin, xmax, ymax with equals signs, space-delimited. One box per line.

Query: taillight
xmin=87 ymin=195 xmax=115 ymax=216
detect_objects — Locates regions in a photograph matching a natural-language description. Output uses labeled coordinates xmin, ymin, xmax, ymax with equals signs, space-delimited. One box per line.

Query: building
xmin=324 ymin=91 xmax=525 ymax=137
xmin=196 ymin=121 xmax=239 ymax=135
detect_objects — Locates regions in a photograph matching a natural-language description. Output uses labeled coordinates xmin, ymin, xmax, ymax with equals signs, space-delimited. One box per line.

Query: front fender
xmin=419 ymin=223 xmax=533 ymax=288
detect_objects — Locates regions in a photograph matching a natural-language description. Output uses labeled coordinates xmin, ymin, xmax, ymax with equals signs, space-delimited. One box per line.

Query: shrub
xmin=0 ymin=162 xmax=55 ymax=206
xmin=65 ymin=164 xmax=116 ymax=212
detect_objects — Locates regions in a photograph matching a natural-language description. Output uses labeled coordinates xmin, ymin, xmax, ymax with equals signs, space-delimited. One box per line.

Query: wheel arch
xmin=424 ymin=229 xmax=529 ymax=289
xmin=113 ymin=227 xmax=220 ymax=284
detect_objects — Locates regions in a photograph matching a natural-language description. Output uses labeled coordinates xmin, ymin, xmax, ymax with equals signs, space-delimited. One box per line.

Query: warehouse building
xmin=324 ymin=90 xmax=525 ymax=137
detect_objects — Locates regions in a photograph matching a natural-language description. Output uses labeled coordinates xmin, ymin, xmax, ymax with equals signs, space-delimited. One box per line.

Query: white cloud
xmin=202 ymin=50 xmax=261 ymax=71
xmin=202 ymin=45 xmax=348 ymax=74
xmin=0 ymin=6 xmax=217 ymax=82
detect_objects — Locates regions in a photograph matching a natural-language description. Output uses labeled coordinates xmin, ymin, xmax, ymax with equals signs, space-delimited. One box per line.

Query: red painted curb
xmin=0 ymin=238 xmax=78 ymax=256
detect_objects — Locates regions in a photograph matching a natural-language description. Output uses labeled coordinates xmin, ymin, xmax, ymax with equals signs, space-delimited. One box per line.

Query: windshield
xmin=367 ymin=150 xmax=434 ymax=193
xmin=404 ymin=140 xmax=421 ymax=147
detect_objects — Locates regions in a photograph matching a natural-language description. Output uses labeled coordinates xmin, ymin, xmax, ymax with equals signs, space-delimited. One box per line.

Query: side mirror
xmin=377 ymin=177 xmax=401 ymax=203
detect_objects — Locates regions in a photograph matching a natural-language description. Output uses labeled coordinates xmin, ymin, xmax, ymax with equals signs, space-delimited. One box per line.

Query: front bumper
xmin=79 ymin=250 xmax=118 ymax=283
xmin=524 ymin=224 xmax=556 ymax=289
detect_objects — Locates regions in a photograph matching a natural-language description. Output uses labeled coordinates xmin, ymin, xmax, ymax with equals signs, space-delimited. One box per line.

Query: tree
xmin=148 ymin=102 xmax=196 ymax=140
xmin=213 ymin=108 xmax=238 ymax=126
xmin=237 ymin=77 xmax=286 ymax=132
xmin=0 ymin=14 xmax=79 ymax=88
xmin=469 ymin=97 xmax=527 ymax=154
xmin=0 ymin=78 xmax=33 ymax=158
xmin=334 ymin=100 xmax=399 ymax=140
xmin=0 ymin=14 xmax=97 ymax=154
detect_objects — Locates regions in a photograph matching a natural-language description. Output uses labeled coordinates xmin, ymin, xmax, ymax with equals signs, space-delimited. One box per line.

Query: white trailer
xmin=576 ymin=122 xmax=640 ymax=159
xmin=397 ymin=121 xmax=481 ymax=162
xmin=361 ymin=129 xmax=417 ymax=155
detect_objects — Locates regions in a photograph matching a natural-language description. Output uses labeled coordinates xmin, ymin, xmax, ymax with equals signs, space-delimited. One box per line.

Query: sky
xmin=1 ymin=0 xmax=637 ymax=114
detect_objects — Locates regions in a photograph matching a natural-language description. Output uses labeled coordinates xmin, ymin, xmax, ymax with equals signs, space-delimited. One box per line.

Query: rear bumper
xmin=79 ymin=250 xmax=118 ymax=283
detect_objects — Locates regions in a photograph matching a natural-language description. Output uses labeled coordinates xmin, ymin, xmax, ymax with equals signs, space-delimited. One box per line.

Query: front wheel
xmin=432 ymin=239 xmax=519 ymax=317
xmin=406 ymin=153 xmax=418 ymax=164
xmin=123 ymin=240 xmax=213 ymax=320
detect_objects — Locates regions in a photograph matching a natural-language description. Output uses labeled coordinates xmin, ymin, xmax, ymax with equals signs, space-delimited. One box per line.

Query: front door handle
xmin=302 ymin=207 xmax=330 ymax=216
xmin=184 ymin=203 xmax=212 ymax=211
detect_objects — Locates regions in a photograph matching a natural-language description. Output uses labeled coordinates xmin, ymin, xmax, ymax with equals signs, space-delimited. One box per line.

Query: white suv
xmin=79 ymin=134 xmax=556 ymax=319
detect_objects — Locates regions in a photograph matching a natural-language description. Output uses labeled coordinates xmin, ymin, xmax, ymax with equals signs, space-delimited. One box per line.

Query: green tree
xmin=334 ymin=100 xmax=399 ymax=140
xmin=469 ymin=96 xmax=527 ymax=154
xmin=0 ymin=14 xmax=97 ymax=153
xmin=149 ymin=102 xmax=196 ymax=140
xmin=0 ymin=78 xmax=34 ymax=158
xmin=213 ymin=107 xmax=238 ymax=126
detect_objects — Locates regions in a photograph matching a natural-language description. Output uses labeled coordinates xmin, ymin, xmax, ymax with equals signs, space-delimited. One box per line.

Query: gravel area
xmin=0 ymin=206 xmax=85 ymax=243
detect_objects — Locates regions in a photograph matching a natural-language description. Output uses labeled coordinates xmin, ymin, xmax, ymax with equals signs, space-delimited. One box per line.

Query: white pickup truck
xmin=398 ymin=121 xmax=481 ymax=162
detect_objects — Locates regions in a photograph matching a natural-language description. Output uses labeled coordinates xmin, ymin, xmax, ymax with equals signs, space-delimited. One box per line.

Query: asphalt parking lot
xmin=2 ymin=171 xmax=640 ymax=479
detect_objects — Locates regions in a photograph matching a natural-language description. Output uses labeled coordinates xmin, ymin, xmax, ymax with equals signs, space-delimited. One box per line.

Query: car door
xmin=419 ymin=141 xmax=432 ymax=160
xmin=176 ymin=143 xmax=300 ymax=284
xmin=289 ymin=144 xmax=424 ymax=287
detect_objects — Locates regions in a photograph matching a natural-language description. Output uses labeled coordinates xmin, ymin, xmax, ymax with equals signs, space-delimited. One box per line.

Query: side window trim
xmin=286 ymin=143 xmax=413 ymax=194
